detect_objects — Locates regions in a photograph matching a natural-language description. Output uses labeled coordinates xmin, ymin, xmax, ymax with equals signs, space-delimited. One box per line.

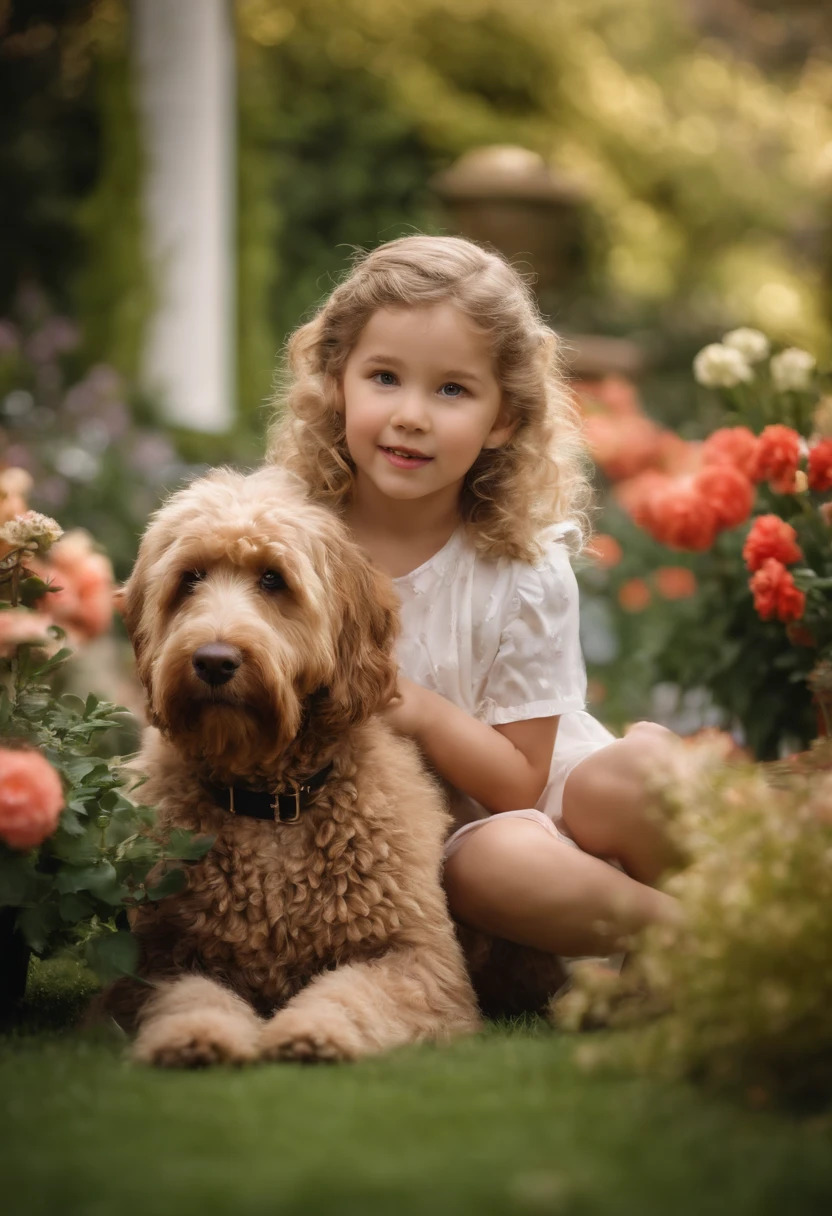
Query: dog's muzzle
xmin=192 ymin=643 xmax=243 ymax=687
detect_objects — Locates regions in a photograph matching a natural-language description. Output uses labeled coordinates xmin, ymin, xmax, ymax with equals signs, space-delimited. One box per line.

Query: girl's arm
xmin=384 ymin=676 xmax=557 ymax=814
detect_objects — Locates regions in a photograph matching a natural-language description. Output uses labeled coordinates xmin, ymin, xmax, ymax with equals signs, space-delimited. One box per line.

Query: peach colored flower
xmin=654 ymin=567 xmax=697 ymax=600
xmin=647 ymin=480 xmax=720 ymax=552
xmin=656 ymin=432 xmax=701 ymax=476
xmin=693 ymin=464 xmax=755 ymax=531
xmin=587 ymin=533 xmax=623 ymax=568
xmin=0 ymin=610 xmax=56 ymax=657
xmin=614 ymin=471 xmax=674 ymax=529
xmin=749 ymin=559 xmax=805 ymax=623
xmin=583 ymin=413 xmax=663 ymax=482
xmin=742 ymin=515 xmax=803 ymax=572
xmin=618 ymin=578 xmax=652 ymax=613
xmin=808 ymin=439 xmax=832 ymax=493
xmin=0 ymin=747 xmax=64 ymax=851
xmin=34 ymin=530 xmax=114 ymax=641
xmin=577 ymin=376 xmax=643 ymax=417
xmin=701 ymin=426 xmax=760 ymax=481
xmin=753 ymin=425 xmax=801 ymax=491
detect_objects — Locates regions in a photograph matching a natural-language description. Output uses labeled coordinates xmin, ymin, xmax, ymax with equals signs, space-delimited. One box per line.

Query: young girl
xmin=270 ymin=234 xmax=679 ymax=960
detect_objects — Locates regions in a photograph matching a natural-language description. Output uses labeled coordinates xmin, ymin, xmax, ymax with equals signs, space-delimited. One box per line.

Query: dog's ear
xmin=121 ymin=543 xmax=154 ymax=697
xmin=319 ymin=549 xmax=399 ymax=731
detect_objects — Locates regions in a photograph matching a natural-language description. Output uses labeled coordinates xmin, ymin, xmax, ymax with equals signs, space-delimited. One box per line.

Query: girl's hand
xmin=382 ymin=675 xmax=426 ymax=737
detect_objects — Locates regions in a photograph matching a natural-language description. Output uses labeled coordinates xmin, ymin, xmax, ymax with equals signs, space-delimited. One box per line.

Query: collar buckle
xmin=274 ymin=780 xmax=303 ymax=824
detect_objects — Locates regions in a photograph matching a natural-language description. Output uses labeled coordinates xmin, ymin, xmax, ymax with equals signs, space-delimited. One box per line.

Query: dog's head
xmin=123 ymin=467 xmax=398 ymax=778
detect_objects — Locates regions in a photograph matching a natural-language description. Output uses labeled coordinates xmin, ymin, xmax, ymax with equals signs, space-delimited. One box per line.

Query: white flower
xmin=770 ymin=347 xmax=816 ymax=392
xmin=722 ymin=327 xmax=770 ymax=363
xmin=0 ymin=511 xmax=63 ymax=553
xmin=693 ymin=343 xmax=754 ymax=388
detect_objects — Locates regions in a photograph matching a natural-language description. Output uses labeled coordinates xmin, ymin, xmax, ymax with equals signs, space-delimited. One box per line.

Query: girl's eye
xmin=181 ymin=571 xmax=205 ymax=594
xmin=373 ymin=371 xmax=398 ymax=387
xmin=440 ymin=383 xmax=465 ymax=398
xmin=259 ymin=569 xmax=287 ymax=592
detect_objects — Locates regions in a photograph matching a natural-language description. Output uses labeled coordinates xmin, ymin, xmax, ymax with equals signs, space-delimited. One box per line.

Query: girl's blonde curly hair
xmin=268 ymin=235 xmax=592 ymax=561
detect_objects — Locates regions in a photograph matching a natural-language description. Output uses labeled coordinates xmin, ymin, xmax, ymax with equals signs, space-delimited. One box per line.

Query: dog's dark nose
xmin=192 ymin=643 xmax=242 ymax=686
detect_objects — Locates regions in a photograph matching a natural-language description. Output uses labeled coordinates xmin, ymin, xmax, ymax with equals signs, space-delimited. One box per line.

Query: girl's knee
xmin=443 ymin=818 xmax=550 ymax=915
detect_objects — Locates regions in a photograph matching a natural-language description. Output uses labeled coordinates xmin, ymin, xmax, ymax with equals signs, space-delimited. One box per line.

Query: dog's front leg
xmin=260 ymin=943 xmax=481 ymax=1063
xmin=133 ymin=974 xmax=262 ymax=1068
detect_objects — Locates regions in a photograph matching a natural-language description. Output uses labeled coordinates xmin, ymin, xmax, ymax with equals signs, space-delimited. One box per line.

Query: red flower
xmin=614 ymin=471 xmax=673 ymax=529
xmin=587 ymin=533 xmax=623 ymax=568
xmin=742 ymin=515 xmax=803 ymax=572
xmin=583 ymin=413 xmax=663 ymax=482
xmin=808 ymin=439 xmax=832 ymax=492
xmin=693 ymin=464 xmax=755 ymax=530
xmin=701 ymin=426 xmax=760 ymax=481
xmin=0 ymin=748 xmax=64 ymax=851
xmin=646 ymin=480 xmax=719 ymax=551
xmin=654 ymin=566 xmax=697 ymax=600
xmin=749 ymin=559 xmax=806 ymax=623
xmin=753 ymin=425 xmax=801 ymax=491
xmin=618 ymin=578 xmax=652 ymax=613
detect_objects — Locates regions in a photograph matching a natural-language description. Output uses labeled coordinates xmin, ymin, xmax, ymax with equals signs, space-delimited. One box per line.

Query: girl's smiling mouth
xmin=380 ymin=446 xmax=434 ymax=468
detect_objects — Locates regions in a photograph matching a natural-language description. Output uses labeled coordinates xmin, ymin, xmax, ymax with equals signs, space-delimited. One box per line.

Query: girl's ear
xmin=483 ymin=403 xmax=519 ymax=450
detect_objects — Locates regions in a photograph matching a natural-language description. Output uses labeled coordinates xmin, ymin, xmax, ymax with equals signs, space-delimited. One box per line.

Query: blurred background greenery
xmin=2 ymin=0 xmax=831 ymax=743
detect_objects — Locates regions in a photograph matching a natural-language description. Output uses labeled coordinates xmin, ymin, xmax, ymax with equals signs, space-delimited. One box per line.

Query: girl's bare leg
xmin=560 ymin=722 xmax=680 ymax=885
xmin=443 ymin=817 xmax=677 ymax=958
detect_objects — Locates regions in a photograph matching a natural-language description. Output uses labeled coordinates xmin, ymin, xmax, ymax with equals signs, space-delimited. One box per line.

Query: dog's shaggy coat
xmin=108 ymin=466 xmax=480 ymax=1065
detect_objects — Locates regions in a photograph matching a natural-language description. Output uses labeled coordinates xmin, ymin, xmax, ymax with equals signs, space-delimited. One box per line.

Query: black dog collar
xmin=208 ymin=762 xmax=334 ymax=824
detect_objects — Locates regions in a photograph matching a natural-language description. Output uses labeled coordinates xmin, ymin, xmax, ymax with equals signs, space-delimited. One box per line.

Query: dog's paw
xmin=132 ymin=1010 xmax=260 ymax=1068
xmin=259 ymin=1005 xmax=366 ymax=1063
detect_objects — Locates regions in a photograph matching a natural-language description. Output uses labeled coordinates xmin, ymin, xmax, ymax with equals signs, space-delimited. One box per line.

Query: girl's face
xmin=340 ymin=303 xmax=515 ymax=513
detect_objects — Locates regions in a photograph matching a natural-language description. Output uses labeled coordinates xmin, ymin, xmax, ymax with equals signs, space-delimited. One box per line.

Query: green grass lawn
xmin=2 ymin=961 xmax=831 ymax=1216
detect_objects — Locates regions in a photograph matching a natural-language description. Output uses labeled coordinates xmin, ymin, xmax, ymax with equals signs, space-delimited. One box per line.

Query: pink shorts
xmin=442 ymin=808 xmax=576 ymax=863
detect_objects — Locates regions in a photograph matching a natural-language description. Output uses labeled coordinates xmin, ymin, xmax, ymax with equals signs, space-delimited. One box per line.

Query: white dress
xmin=392 ymin=524 xmax=615 ymax=854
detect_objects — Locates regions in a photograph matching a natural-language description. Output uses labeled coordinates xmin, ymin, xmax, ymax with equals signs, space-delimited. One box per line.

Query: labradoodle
xmin=106 ymin=466 xmax=480 ymax=1066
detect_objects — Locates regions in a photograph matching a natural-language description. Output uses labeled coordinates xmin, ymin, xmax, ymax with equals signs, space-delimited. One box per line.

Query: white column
xmin=133 ymin=0 xmax=235 ymax=432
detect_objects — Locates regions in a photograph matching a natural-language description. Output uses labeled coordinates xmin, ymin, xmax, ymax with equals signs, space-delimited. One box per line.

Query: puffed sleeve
xmin=475 ymin=538 xmax=587 ymax=726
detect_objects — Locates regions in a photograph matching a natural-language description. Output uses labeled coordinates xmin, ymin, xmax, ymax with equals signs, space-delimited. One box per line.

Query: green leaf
xmin=18 ymin=902 xmax=62 ymax=953
xmin=146 ymin=866 xmax=187 ymax=900
xmin=18 ymin=576 xmax=52 ymax=607
xmin=84 ymin=930 xmax=139 ymax=983
xmin=0 ymin=850 xmax=37 ymax=905
xmin=83 ymin=693 xmax=100 ymax=718
xmin=165 ymin=829 xmax=215 ymax=861
xmin=58 ymin=892 xmax=94 ymax=924
xmin=57 ymin=807 xmax=87 ymax=838
xmin=61 ymin=757 xmax=101 ymax=784
xmin=31 ymin=647 xmax=73 ymax=678
xmin=55 ymin=860 xmax=118 ymax=896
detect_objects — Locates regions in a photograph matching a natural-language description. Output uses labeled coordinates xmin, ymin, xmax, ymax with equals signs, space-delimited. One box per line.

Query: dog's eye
xmin=259 ymin=569 xmax=286 ymax=593
xmin=181 ymin=571 xmax=205 ymax=594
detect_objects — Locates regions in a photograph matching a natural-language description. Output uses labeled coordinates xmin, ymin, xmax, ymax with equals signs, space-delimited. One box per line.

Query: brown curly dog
xmin=106 ymin=465 xmax=480 ymax=1066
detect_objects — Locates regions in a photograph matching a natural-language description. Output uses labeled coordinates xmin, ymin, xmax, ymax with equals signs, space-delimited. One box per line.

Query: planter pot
xmin=0 ymin=905 xmax=30 ymax=1016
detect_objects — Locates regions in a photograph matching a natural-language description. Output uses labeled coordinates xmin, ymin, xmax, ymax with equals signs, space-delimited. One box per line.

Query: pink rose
xmin=0 ymin=609 xmax=56 ymax=657
xmin=36 ymin=530 xmax=114 ymax=641
xmin=0 ymin=748 xmax=64 ymax=851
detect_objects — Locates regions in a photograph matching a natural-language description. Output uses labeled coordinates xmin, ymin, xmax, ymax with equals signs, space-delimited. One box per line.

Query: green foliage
xmin=73 ymin=36 xmax=152 ymax=380
xmin=0 ymin=533 xmax=212 ymax=983
xmin=556 ymin=742 xmax=832 ymax=1108
xmin=0 ymin=639 xmax=212 ymax=978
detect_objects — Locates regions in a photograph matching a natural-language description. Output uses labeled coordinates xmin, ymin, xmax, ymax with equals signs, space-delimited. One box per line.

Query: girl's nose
xmin=390 ymin=392 xmax=430 ymax=431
